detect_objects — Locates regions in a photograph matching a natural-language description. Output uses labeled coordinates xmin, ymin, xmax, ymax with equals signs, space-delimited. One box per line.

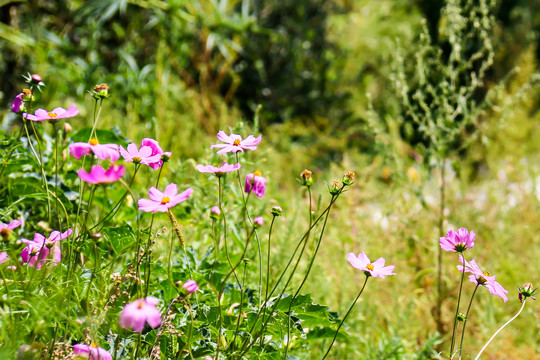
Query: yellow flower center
xmin=89 ymin=138 xmax=99 ymax=146
xmin=254 ymin=170 xmax=262 ymax=177
xmin=91 ymin=343 xmax=98 ymax=348
xmin=132 ymin=156 xmax=141 ymax=163
xmin=48 ymin=112 xmax=57 ymax=117
xmin=366 ymin=264 xmax=374 ymax=271
xmin=161 ymin=197 xmax=170 ymax=204
xmin=23 ymin=89 xmax=32 ymax=95
xmin=233 ymin=139 xmax=241 ymax=146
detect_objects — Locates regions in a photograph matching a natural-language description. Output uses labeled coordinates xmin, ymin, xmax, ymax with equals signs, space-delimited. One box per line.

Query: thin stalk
xmin=437 ymin=159 xmax=446 ymax=333
xmin=322 ymin=276 xmax=369 ymax=359
xmin=232 ymin=261 xmax=249 ymax=348
xmin=29 ymin=120 xmax=52 ymax=223
xmin=458 ymin=285 xmax=479 ymax=359
xmin=264 ymin=215 xmax=276 ymax=304
xmin=474 ymin=300 xmax=527 ymax=360
xmin=450 ymin=252 xmax=466 ymax=354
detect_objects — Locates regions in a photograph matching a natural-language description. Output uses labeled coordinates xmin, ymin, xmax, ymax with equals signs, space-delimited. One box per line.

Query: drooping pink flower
xmin=120 ymin=143 xmax=162 ymax=166
xmin=245 ymin=171 xmax=267 ymax=198
xmin=138 ymin=184 xmax=193 ymax=213
xmin=12 ymin=93 xmax=23 ymax=113
xmin=440 ymin=228 xmax=475 ymax=253
xmin=182 ymin=280 xmax=198 ymax=294
xmin=119 ymin=296 xmax=161 ymax=332
xmin=196 ymin=162 xmax=241 ymax=177
xmin=210 ymin=206 xmax=221 ymax=219
xmin=73 ymin=344 xmax=112 ymax=360
xmin=0 ymin=252 xmax=9 ymax=265
xmin=140 ymin=138 xmax=172 ymax=170
xmin=78 ymin=165 xmax=125 ymax=185
xmin=69 ymin=139 xmax=120 ymax=161
xmin=24 ymin=104 xmax=79 ymax=122
xmin=21 ymin=229 xmax=72 ymax=270
xmin=457 ymin=255 xmax=509 ymax=302
xmin=210 ymin=131 xmax=262 ymax=154
xmin=254 ymin=216 xmax=264 ymax=227
xmin=0 ymin=219 xmax=22 ymax=239
xmin=347 ymin=251 xmax=396 ymax=279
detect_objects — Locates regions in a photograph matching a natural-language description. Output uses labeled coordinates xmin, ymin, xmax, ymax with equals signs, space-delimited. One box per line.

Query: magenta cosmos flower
xmin=69 ymin=139 xmax=120 ymax=161
xmin=196 ymin=162 xmax=241 ymax=177
xmin=347 ymin=251 xmax=396 ymax=279
xmin=458 ymin=255 xmax=509 ymax=302
xmin=0 ymin=219 xmax=22 ymax=239
xmin=210 ymin=131 xmax=262 ymax=154
xmin=245 ymin=171 xmax=267 ymax=198
xmin=182 ymin=280 xmax=198 ymax=294
xmin=73 ymin=344 xmax=112 ymax=360
xmin=21 ymin=229 xmax=72 ymax=270
xmin=138 ymin=183 xmax=193 ymax=213
xmin=12 ymin=93 xmax=24 ymax=113
xmin=120 ymin=143 xmax=162 ymax=166
xmin=440 ymin=228 xmax=475 ymax=253
xmin=24 ymin=104 xmax=79 ymax=122
xmin=78 ymin=165 xmax=125 ymax=185
xmin=119 ymin=296 xmax=161 ymax=332
xmin=140 ymin=138 xmax=172 ymax=170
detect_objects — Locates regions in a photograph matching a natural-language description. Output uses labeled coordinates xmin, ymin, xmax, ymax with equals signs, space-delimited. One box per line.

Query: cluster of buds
xmin=327 ymin=171 xmax=354 ymax=196
xmin=90 ymin=83 xmax=111 ymax=100
xmin=518 ymin=283 xmax=536 ymax=303
xmin=23 ymin=73 xmax=45 ymax=89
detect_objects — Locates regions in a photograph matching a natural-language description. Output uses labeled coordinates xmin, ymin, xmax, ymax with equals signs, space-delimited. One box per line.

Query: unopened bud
xmin=300 ymin=169 xmax=313 ymax=187
xmin=63 ymin=122 xmax=72 ymax=134
xmin=270 ymin=206 xmax=282 ymax=217
xmin=518 ymin=283 xmax=537 ymax=303
xmin=253 ymin=216 xmax=264 ymax=228
xmin=161 ymin=152 xmax=172 ymax=163
xmin=210 ymin=206 xmax=221 ymax=220
xmin=342 ymin=171 xmax=355 ymax=186
xmin=182 ymin=279 xmax=199 ymax=294
xmin=31 ymin=74 xmax=42 ymax=83
xmin=456 ymin=313 xmax=466 ymax=322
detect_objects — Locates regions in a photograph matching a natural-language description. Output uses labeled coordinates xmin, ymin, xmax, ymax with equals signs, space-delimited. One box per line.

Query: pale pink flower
xmin=458 ymin=255 xmax=509 ymax=302
xmin=196 ymin=162 xmax=241 ymax=177
xmin=245 ymin=171 xmax=267 ymax=198
xmin=182 ymin=280 xmax=198 ymax=294
xmin=254 ymin=216 xmax=264 ymax=227
xmin=78 ymin=165 xmax=125 ymax=184
xmin=69 ymin=139 xmax=120 ymax=161
xmin=210 ymin=206 xmax=221 ymax=219
xmin=21 ymin=229 xmax=72 ymax=270
xmin=347 ymin=251 xmax=396 ymax=279
xmin=120 ymin=143 xmax=162 ymax=166
xmin=24 ymin=104 xmax=79 ymax=121
xmin=138 ymin=184 xmax=193 ymax=213
xmin=0 ymin=252 xmax=9 ymax=265
xmin=73 ymin=344 xmax=112 ymax=360
xmin=141 ymin=138 xmax=172 ymax=170
xmin=440 ymin=228 xmax=475 ymax=252
xmin=119 ymin=297 xmax=161 ymax=332
xmin=12 ymin=93 xmax=23 ymax=113
xmin=0 ymin=219 xmax=22 ymax=239
xmin=210 ymin=131 xmax=262 ymax=154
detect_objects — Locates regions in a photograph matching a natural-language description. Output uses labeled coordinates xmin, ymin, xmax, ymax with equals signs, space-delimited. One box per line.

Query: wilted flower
xmin=210 ymin=131 xmax=262 ymax=154
xmin=196 ymin=162 xmax=241 ymax=177
xmin=342 ymin=171 xmax=355 ymax=186
xmin=210 ymin=206 xmax=221 ymax=219
xmin=245 ymin=171 xmax=267 ymax=198
xmin=328 ymin=180 xmax=341 ymax=195
xmin=0 ymin=219 xmax=22 ymax=239
xmin=253 ymin=216 xmax=264 ymax=228
xmin=69 ymin=139 xmax=120 ymax=161
xmin=11 ymin=93 xmax=24 ymax=113
xmin=91 ymin=83 xmax=110 ymax=100
xmin=457 ymin=255 xmax=509 ymax=302
xmin=73 ymin=344 xmax=112 ymax=360
xmin=119 ymin=297 xmax=161 ymax=332
xmin=24 ymin=104 xmax=79 ymax=122
xmin=120 ymin=143 xmax=162 ymax=166
xmin=347 ymin=251 xmax=396 ymax=278
xmin=138 ymin=184 xmax=193 ymax=213
xmin=140 ymin=138 xmax=171 ymax=170
xmin=300 ymin=169 xmax=313 ymax=187
xmin=440 ymin=228 xmax=475 ymax=253
xmin=518 ymin=283 xmax=536 ymax=303
xmin=271 ymin=206 xmax=283 ymax=216
xmin=21 ymin=229 xmax=72 ymax=270
xmin=78 ymin=165 xmax=125 ymax=185
xmin=182 ymin=280 xmax=198 ymax=294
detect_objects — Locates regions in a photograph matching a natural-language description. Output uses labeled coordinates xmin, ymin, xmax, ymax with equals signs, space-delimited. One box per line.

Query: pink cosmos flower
xmin=457 ymin=255 xmax=509 ymax=302
xmin=210 ymin=206 xmax=221 ymax=219
xmin=196 ymin=162 xmax=241 ymax=177
xmin=78 ymin=165 xmax=125 ymax=185
xmin=12 ymin=93 xmax=23 ymax=113
xmin=245 ymin=171 xmax=267 ymax=198
xmin=69 ymin=139 xmax=120 ymax=161
xmin=254 ymin=216 xmax=264 ymax=227
xmin=347 ymin=251 xmax=396 ymax=279
xmin=138 ymin=184 xmax=193 ymax=213
xmin=120 ymin=143 xmax=162 ymax=166
xmin=440 ymin=228 xmax=475 ymax=253
xmin=140 ymin=138 xmax=172 ymax=170
xmin=119 ymin=296 xmax=161 ymax=332
xmin=182 ymin=280 xmax=198 ymax=294
xmin=0 ymin=219 xmax=22 ymax=239
xmin=24 ymin=104 xmax=79 ymax=122
xmin=210 ymin=131 xmax=262 ymax=154
xmin=73 ymin=344 xmax=112 ymax=360
xmin=21 ymin=229 xmax=72 ymax=270
xmin=0 ymin=252 xmax=9 ymax=265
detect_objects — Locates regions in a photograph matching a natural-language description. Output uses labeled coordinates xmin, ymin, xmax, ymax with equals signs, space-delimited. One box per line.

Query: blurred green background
xmin=1 ymin=0 xmax=539 ymax=358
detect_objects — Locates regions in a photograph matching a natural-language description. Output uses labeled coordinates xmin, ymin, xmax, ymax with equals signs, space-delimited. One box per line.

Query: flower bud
xmin=253 ymin=216 xmax=264 ymax=228
xmin=22 ymin=89 xmax=33 ymax=102
xmin=270 ymin=206 xmax=282 ymax=217
xmin=182 ymin=279 xmax=198 ymax=294
xmin=63 ymin=122 xmax=73 ymax=134
xmin=31 ymin=74 xmax=42 ymax=83
xmin=381 ymin=166 xmax=392 ymax=183
xmin=300 ymin=169 xmax=313 ymax=187
xmin=328 ymin=180 xmax=341 ymax=195
xmin=342 ymin=171 xmax=355 ymax=186
xmin=91 ymin=83 xmax=111 ymax=100
xmin=518 ymin=283 xmax=537 ymax=303
xmin=456 ymin=313 xmax=466 ymax=322
xmin=210 ymin=206 xmax=221 ymax=219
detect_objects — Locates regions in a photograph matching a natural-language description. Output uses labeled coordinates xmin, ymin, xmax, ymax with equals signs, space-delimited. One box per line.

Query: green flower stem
xmin=450 ymin=252 xmax=466 ymax=354
xmin=232 ymin=260 xmax=249 ymax=348
xmin=322 ymin=275 xmax=369 ymax=359
xmin=437 ymin=158 xmax=446 ymax=333
xmin=458 ymin=284 xmax=479 ymax=359
xmin=474 ymin=300 xmax=527 ymax=360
